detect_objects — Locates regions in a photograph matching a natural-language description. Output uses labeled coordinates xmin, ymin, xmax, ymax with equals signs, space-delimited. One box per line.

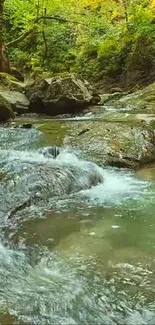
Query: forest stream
xmin=1 ymin=117 xmax=155 ymax=325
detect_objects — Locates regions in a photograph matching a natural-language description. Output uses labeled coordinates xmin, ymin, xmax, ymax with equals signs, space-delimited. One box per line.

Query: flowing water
xmin=1 ymin=122 xmax=155 ymax=324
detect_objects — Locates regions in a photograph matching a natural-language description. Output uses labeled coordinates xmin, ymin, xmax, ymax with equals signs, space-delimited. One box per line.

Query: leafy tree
xmin=0 ymin=0 xmax=10 ymax=72
xmin=0 ymin=0 xmax=153 ymax=88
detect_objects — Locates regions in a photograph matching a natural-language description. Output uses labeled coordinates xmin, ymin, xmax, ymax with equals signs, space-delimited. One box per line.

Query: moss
xmin=0 ymin=73 xmax=18 ymax=83
xmin=149 ymin=120 xmax=155 ymax=129
xmin=0 ymin=72 xmax=23 ymax=92
xmin=38 ymin=122 xmax=69 ymax=147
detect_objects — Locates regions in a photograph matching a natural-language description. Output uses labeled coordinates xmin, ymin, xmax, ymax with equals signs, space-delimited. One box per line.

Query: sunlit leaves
xmin=3 ymin=0 xmax=155 ymax=79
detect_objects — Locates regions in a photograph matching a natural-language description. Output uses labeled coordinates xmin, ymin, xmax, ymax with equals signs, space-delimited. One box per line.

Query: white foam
xmin=77 ymin=168 xmax=149 ymax=205
xmin=0 ymin=148 xmax=149 ymax=208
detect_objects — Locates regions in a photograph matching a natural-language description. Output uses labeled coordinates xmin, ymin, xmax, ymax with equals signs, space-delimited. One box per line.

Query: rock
xmin=99 ymin=91 xmax=127 ymax=105
xmin=0 ymin=72 xmax=17 ymax=84
xmin=26 ymin=74 xmax=100 ymax=116
xmin=39 ymin=146 xmax=60 ymax=158
xmin=0 ymin=93 xmax=15 ymax=123
xmin=0 ymin=91 xmax=30 ymax=114
xmin=78 ymin=128 xmax=90 ymax=136
xmin=106 ymin=156 xmax=139 ymax=169
xmin=106 ymin=82 xmax=155 ymax=111
xmin=9 ymin=80 xmax=26 ymax=92
xmin=0 ymin=72 xmax=26 ymax=92
xmin=21 ymin=123 xmax=33 ymax=129
xmin=66 ymin=119 xmax=155 ymax=168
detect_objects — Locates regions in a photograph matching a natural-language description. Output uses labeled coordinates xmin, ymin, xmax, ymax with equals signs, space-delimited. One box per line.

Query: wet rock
xmin=0 ymin=93 xmax=15 ymax=123
xmin=26 ymin=74 xmax=100 ymax=116
xmin=20 ymin=123 xmax=33 ymax=129
xmin=39 ymin=146 xmax=60 ymax=158
xmin=78 ymin=128 xmax=90 ymax=136
xmin=106 ymin=156 xmax=139 ymax=169
xmin=0 ymin=91 xmax=30 ymax=115
xmin=1 ymin=149 xmax=104 ymax=219
xmin=67 ymin=120 xmax=155 ymax=168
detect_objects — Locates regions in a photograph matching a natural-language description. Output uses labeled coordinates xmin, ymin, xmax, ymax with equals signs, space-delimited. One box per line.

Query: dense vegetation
xmin=2 ymin=0 xmax=155 ymax=88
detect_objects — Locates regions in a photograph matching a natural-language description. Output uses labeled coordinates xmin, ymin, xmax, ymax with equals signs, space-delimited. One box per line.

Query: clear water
xmin=0 ymin=124 xmax=155 ymax=324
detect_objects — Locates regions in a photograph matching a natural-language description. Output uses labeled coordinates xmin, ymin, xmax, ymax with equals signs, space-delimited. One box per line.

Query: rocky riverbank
xmin=1 ymin=72 xmax=155 ymax=169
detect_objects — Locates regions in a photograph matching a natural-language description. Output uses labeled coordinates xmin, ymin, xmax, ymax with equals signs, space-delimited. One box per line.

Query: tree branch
xmin=6 ymin=28 xmax=35 ymax=47
xmin=36 ymin=15 xmax=87 ymax=25
xmin=6 ymin=15 xmax=86 ymax=48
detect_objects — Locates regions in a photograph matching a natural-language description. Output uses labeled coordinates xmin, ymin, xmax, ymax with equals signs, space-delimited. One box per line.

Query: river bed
xmin=0 ymin=120 xmax=155 ymax=324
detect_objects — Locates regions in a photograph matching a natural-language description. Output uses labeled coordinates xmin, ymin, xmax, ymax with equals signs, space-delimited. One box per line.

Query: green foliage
xmin=97 ymin=37 xmax=126 ymax=76
xmin=3 ymin=0 xmax=155 ymax=85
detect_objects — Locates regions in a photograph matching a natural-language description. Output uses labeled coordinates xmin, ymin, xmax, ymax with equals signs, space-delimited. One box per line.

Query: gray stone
xmin=0 ymin=91 xmax=30 ymax=114
xmin=26 ymin=74 xmax=100 ymax=116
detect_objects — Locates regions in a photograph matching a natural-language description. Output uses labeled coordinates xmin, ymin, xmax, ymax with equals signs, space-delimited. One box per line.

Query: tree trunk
xmin=0 ymin=0 xmax=10 ymax=73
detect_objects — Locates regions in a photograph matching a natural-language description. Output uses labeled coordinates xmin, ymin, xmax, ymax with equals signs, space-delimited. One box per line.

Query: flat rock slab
xmin=0 ymin=91 xmax=30 ymax=114
xmin=66 ymin=119 xmax=155 ymax=168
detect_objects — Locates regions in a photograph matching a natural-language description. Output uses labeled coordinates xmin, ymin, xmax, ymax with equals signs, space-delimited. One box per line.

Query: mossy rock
xmin=0 ymin=72 xmax=25 ymax=92
xmin=0 ymin=72 xmax=18 ymax=84
xmin=149 ymin=120 xmax=155 ymax=129
xmin=107 ymin=82 xmax=155 ymax=111
xmin=0 ymin=93 xmax=15 ymax=122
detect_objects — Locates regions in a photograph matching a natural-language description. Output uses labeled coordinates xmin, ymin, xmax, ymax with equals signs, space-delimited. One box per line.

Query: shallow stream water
xmin=1 ymin=121 xmax=155 ymax=324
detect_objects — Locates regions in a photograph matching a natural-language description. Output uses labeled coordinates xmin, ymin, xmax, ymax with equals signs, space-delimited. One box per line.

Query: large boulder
xmin=26 ymin=74 xmax=100 ymax=116
xmin=0 ymin=91 xmax=30 ymax=115
xmin=0 ymin=94 xmax=15 ymax=122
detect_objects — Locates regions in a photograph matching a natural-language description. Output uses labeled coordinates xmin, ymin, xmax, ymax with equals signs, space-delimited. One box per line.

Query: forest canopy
xmin=1 ymin=0 xmax=155 ymax=87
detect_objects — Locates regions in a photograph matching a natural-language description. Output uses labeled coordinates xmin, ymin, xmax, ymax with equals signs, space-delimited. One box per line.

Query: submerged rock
xmin=26 ymin=74 xmax=100 ymax=116
xmin=0 ymin=93 xmax=15 ymax=123
xmin=0 ymin=150 xmax=104 ymax=219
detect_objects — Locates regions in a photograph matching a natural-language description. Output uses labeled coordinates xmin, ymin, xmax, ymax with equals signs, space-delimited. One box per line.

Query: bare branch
xmin=36 ymin=15 xmax=87 ymax=25
xmin=6 ymin=28 xmax=35 ymax=47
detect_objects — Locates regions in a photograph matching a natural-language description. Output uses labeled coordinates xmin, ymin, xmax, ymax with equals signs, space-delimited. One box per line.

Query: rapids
xmin=0 ymin=124 xmax=155 ymax=325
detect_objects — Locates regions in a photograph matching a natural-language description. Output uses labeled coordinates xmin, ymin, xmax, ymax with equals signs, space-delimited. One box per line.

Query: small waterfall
xmin=0 ymin=126 xmax=154 ymax=325
xmin=0 ymin=141 xmax=149 ymax=222
xmin=0 ymin=148 xmax=104 ymax=220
